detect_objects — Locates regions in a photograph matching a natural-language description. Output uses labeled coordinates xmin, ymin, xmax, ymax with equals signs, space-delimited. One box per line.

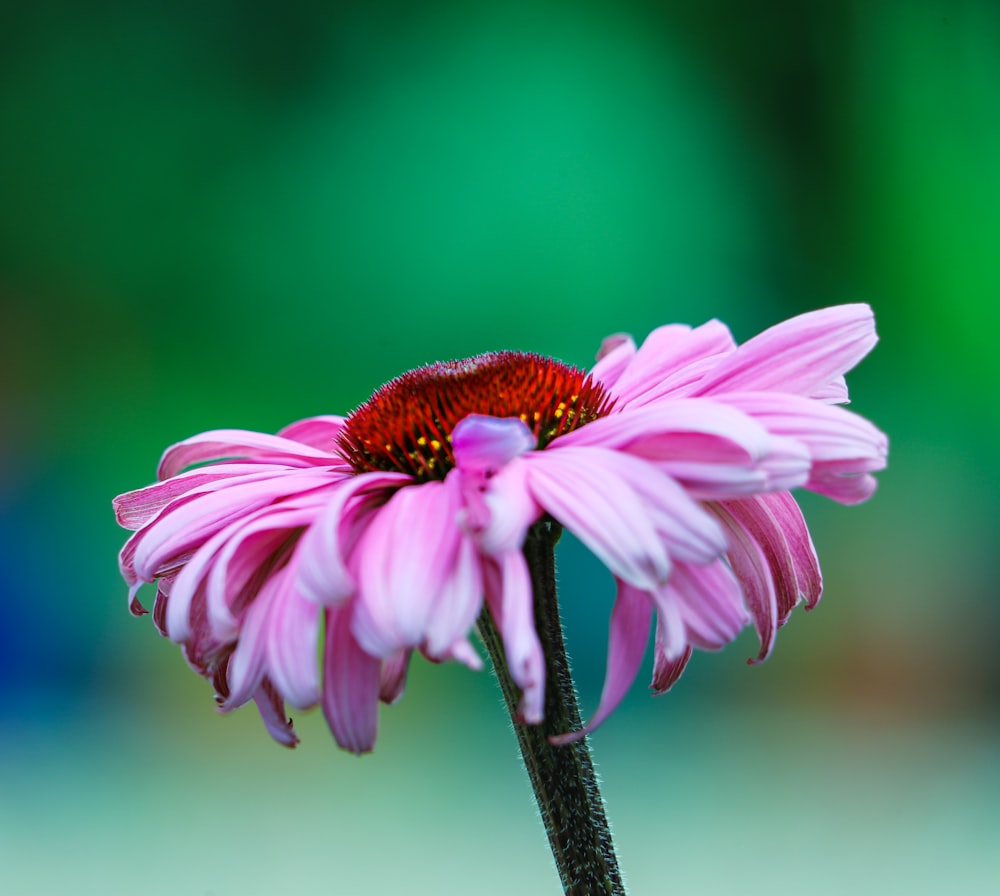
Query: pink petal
xmin=524 ymin=448 xmax=672 ymax=590
xmin=553 ymin=399 xmax=770 ymax=465
xmin=440 ymin=638 xmax=484 ymax=670
xmin=423 ymin=531 xmax=484 ymax=661
xmin=721 ymin=392 xmax=887 ymax=504
xmin=650 ymin=576 xmax=691 ymax=694
xmin=811 ymin=375 xmax=849 ymax=404
xmin=458 ymin=458 xmax=540 ymax=554
xmin=131 ymin=471 xmax=340 ymax=586
xmin=483 ymin=551 xmax=545 ymax=724
xmin=351 ymin=479 xmax=465 ymax=657
xmin=127 ymin=583 xmax=148 ymax=616
xmin=767 ymin=493 xmax=823 ymax=612
xmin=295 ymin=471 xmax=410 ymax=606
xmin=806 ymin=466 xmax=880 ymax=505
xmin=640 ymin=436 xmax=812 ymax=501
xmin=266 ymin=558 xmax=322 ymax=710
xmin=151 ymin=574 xmax=176 ymax=635
xmin=608 ymin=320 xmax=737 ymax=407
xmin=160 ymin=493 xmax=327 ymax=643
xmin=452 ymin=415 xmax=536 ymax=472
xmin=176 ymin=580 xmax=216 ymax=669
xmin=720 ymin=493 xmax=821 ymax=625
xmin=253 ymin=679 xmax=299 ymax=748
xmin=117 ymin=466 xmax=324 ymax=584
xmin=322 ymin=604 xmax=381 ymax=754
xmin=590 ymin=333 xmax=637 ymax=391
xmin=205 ymin=503 xmax=321 ymax=642
xmin=575 ymin=448 xmax=728 ymax=565
xmin=158 ymin=429 xmax=339 ymax=480
xmin=379 ymin=650 xmax=412 ymax=704
xmin=223 ymin=574 xmax=281 ymax=709
xmin=710 ymin=503 xmax=779 ymax=664
xmin=550 ymin=582 xmax=652 ymax=746
xmin=693 ymin=303 xmax=878 ymax=398
xmin=276 ymin=415 xmax=347 ymax=450
xmin=114 ymin=463 xmax=296 ymax=530
xmin=651 ymin=644 xmax=692 ymax=695
xmin=665 ymin=559 xmax=749 ymax=650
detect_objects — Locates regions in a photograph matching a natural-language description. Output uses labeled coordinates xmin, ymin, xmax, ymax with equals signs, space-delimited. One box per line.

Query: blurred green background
xmin=1 ymin=1 xmax=997 ymax=893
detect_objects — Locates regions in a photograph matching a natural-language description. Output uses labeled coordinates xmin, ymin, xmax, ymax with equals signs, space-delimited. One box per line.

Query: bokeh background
xmin=2 ymin=2 xmax=997 ymax=893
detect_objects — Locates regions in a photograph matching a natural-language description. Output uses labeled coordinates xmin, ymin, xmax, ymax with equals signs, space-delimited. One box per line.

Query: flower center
xmin=338 ymin=351 xmax=613 ymax=480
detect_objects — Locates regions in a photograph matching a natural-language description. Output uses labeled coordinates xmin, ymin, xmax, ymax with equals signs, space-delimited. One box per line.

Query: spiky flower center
xmin=338 ymin=351 xmax=613 ymax=480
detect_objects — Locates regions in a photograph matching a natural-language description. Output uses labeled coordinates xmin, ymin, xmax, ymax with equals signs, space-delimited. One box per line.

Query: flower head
xmin=115 ymin=304 xmax=886 ymax=752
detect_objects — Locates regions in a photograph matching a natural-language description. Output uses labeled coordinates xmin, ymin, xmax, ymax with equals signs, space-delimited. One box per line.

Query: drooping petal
xmin=482 ymin=551 xmax=545 ymax=724
xmin=440 ymin=638 xmax=484 ymax=670
xmin=766 ymin=493 xmax=823 ymax=612
xmin=322 ymin=604 xmax=381 ymax=754
xmin=351 ymin=479 xmax=467 ymax=657
xmin=651 ymin=644 xmax=692 ymax=695
xmin=693 ymin=304 xmax=877 ymax=398
xmin=151 ymin=573 xmax=175 ymax=636
xmin=710 ymin=503 xmax=779 ymax=664
xmin=162 ymin=496 xmax=322 ymax=643
xmin=379 ymin=650 xmax=412 ymax=704
xmin=158 ymin=429 xmax=339 ymax=480
xmin=550 ymin=582 xmax=652 ymax=746
xmin=266 ymin=557 xmax=322 ymax=710
xmin=720 ymin=493 xmax=822 ymax=626
xmin=422 ymin=530 xmax=484 ymax=662
xmin=648 ymin=580 xmax=688 ymax=661
xmin=253 ymin=679 xmax=299 ymax=748
xmin=664 ymin=559 xmax=749 ymax=650
xmin=223 ymin=574 xmax=282 ymax=710
xmin=205 ymin=503 xmax=321 ymax=643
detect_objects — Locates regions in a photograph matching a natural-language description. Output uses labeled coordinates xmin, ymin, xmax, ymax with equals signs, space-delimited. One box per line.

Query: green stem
xmin=479 ymin=521 xmax=626 ymax=896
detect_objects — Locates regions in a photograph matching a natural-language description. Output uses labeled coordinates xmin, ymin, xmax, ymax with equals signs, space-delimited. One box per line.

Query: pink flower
xmin=115 ymin=304 xmax=886 ymax=752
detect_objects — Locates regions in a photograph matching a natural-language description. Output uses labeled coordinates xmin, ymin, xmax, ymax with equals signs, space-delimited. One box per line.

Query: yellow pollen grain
xmin=430 ymin=439 xmax=441 ymax=451
xmin=554 ymin=408 xmax=564 ymax=418
xmin=417 ymin=436 xmax=428 ymax=446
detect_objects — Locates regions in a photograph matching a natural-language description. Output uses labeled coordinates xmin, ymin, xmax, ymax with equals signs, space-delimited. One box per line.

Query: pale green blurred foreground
xmin=3 ymin=675 xmax=997 ymax=895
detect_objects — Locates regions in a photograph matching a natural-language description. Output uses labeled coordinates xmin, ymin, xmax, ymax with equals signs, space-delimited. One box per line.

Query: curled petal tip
xmin=128 ymin=587 xmax=148 ymax=617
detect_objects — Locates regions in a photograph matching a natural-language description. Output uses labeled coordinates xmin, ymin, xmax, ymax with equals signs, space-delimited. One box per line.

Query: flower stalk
xmin=479 ymin=521 xmax=626 ymax=896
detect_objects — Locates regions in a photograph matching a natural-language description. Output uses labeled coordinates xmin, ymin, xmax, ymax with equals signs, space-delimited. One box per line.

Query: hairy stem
xmin=479 ymin=521 xmax=626 ymax=895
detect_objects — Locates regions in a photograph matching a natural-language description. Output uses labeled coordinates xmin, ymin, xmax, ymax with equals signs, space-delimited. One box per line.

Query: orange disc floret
xmin=338 ymin=351 xmax=613 ymax=480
